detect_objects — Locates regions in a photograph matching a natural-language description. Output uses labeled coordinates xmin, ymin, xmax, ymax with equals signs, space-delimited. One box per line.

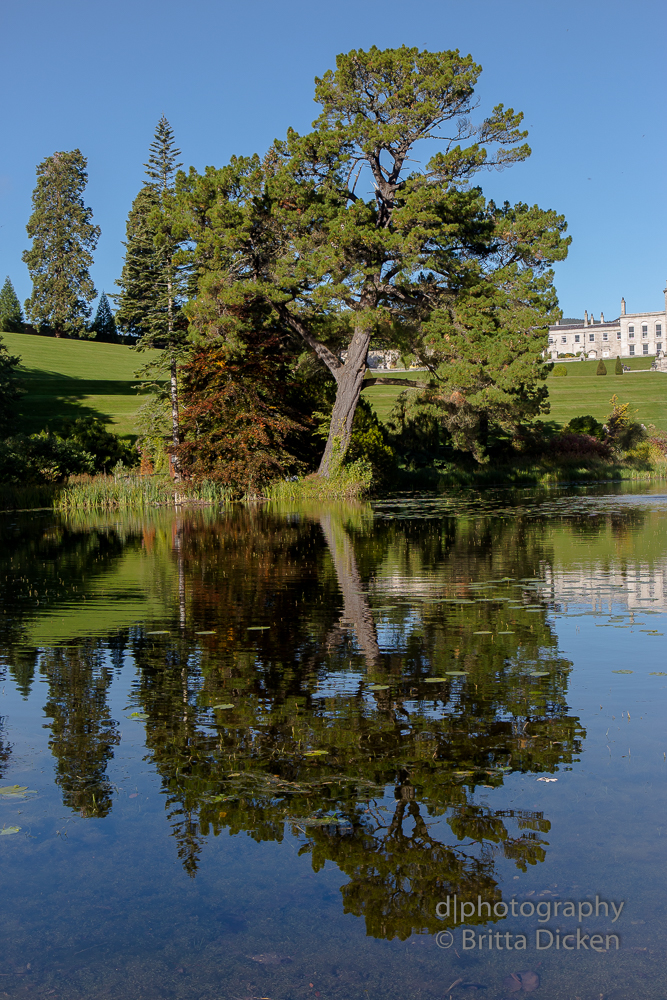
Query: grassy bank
xmin=399 ymin=456 xmax=667 ymax=490
xmin=361 ymin=357 xmax=667 ymax=432
xmin=2 ymin=331 xmax=161 ymax=436
xmin=54 ymin=475 xmax=233 ymax=511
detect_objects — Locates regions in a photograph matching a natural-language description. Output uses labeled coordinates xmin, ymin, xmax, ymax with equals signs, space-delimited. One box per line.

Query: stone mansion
xmin=547 ymin=283 xmax=667 ymax=360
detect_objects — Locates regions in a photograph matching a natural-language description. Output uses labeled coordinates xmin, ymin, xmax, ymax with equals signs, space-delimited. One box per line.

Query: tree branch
xmin=280 ymin=307 xmax=343 ymax=374
xmin=363 ymin=377 xmax=429 ymax=388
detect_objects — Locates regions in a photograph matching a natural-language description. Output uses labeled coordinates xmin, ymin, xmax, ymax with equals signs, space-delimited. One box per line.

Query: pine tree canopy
xmin=145 ymin=115 xmax=182 ymax=193
xmin=22 ymin=149 xmax=100 ymax=338
xmin=90 ymin=292 xmax=117 ymax=341
xmin=0 ymin=276 xmax=24 ymax=333
xmin=178 ymin=45 xmax=570 ymax=471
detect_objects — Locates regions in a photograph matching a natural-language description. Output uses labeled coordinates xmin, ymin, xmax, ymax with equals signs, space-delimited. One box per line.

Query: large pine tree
xmin=0 ymin=276 xmax=24 ymax=332
xmin=22 ymin=150 xmax=100 ymax=337
xmin=115 ymin=117 xmax=187 ymax=474
xmin=90 ymin=292 xmax=117 ymax=341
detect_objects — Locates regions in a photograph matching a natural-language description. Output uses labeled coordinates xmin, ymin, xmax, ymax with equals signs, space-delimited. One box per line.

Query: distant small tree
xmin=90 ymin=292 xmax=117 ymax=341
xmin=596 ymin=359 xmax=607 ymax=375
xmin=0 ymin=334 xmax=23 ymax=434
xmin=0 ymin=277 xmax=24 ymax=332
xmin=615 ymin=355 xmax=623 ymax=375
xmin=22 ymin=150 xmax=100 ymax=337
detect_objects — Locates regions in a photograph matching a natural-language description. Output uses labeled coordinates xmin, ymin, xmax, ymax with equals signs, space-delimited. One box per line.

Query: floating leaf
xmin=146 ymin=630 xmax=169 ymax=634
xmin=424 ymin=677 xmax=448 ymax=683
xmin=473 ymin=630 xmax=493 ymax=635
xmin=612 ymin=670 xmax=633 ymax=674
xmin=127 ymin=712 xmax=149 ymax=720
xmin=0 ymin=785 xmax=36 ymax=799
xmin=195 ymin=630 xmax=216 ymax=635
xmin=303 ymin=750 xmax=328 ymax=756
xmin=445 ymin=671 xmax=468 ymax=676
xmin=528 ymin=671 xmax=549 ymax=677
xmin=497 ymin=630 xmax=515 ymax=634
xmin=537 ymin=777 xmax=558 ymax=782
xmin=212 ymin=704 xmax=235 ymax=710
xmin=0 ymin=826 xmax=20 ymax=835
xmin=368 ymin=684 xmax=389 ymax=691
xmin=247 ymin=626 xmax=270 ymax=631
xmin=650 ymin=672 xmax=667 ymax=676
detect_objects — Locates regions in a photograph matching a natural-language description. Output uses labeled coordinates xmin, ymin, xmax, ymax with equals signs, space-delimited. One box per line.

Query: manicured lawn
xmin=362 ymin=359 xmax=667 ymax=432
xmin=1 ymin=332 xmax=161 ymax=436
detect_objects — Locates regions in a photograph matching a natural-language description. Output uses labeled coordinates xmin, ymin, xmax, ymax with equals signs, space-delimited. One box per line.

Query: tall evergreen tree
xmin=22 ymin=150 xmax=100 ymax=338
xmin=116 ymin=117 xmax=187 ymax=474
xmin=0 ymin=277 xmax=24 ymax=332
xmin=90 ymin=292 xmax=117 ymax=341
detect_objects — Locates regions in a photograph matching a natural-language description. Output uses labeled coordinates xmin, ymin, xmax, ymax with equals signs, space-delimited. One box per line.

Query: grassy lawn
xmin=2 ymin=332 xmax=161 ymax=436
xmin=362 ymin=358 xmax=667 ymax=432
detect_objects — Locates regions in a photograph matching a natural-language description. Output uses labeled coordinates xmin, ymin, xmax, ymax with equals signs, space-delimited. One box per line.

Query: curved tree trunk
xmin=318 ymin=325 xmax=371 ymax=478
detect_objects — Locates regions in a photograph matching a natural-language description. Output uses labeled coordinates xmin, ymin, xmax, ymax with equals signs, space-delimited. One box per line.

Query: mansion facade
xmin=547 ymin=283 xmax=667 ymax=360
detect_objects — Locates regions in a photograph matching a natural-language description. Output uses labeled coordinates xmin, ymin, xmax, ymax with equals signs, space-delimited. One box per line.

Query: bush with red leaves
xmin=550 ymin=432 xmax=611 ymax=460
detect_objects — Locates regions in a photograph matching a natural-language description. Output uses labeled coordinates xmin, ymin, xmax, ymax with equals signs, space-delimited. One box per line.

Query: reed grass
xmin=263 ymin=461 xmax=374 ymax=502
xmin=54 ymin=474 xmax=233 ymax=511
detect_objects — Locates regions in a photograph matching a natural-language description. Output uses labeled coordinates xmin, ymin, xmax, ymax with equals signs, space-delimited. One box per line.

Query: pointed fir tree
xmin=116 ymin=116 xmax=187 ymax=475
xmin=22 ymin=150 xmax=100 ymax=338
xmin=90 ymin=292 xmax=117 ymax=341
xmin=0 ymin=277 xmax=24 ymax=332
xmin=615 ymin=355 xmax=623 ymax=374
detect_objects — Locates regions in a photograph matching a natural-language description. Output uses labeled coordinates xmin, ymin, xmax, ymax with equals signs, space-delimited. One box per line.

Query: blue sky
xmin=1 ymin=0 xmax=665 ymax=320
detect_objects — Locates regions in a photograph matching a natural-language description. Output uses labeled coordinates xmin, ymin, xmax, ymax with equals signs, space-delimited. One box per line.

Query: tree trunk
xmin=318 ymin=325 xmax=371 ymax=478
xmin=170 ymin=355 xmax=181 ymax=481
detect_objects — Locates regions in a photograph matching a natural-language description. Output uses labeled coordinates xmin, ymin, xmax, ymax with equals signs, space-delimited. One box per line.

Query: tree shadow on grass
xmin=16 ymin=369 xmax=154 ymax=435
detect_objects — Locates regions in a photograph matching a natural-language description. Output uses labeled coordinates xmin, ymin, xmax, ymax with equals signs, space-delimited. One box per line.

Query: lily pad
xmin=303 ymin=750 xmax=328 ymax=756
xmin=497 ymin=630 xmax=515 ymax=634
xmin=612 ymin=670 xmax=633 ymax=674
xmin=0 ymin=785 xmax=36 ymax=799
xmin=445 ymin=671 xmax=468 ymax=676
xmin=0 ymin=826 xmax=21 ymax=835
xmin=368 ymin=684 xmax=390 ymax=691
xmin=212 ymin=704 xmax=235 ymax=710
xmin=195 ymin=630 xmax=216 ymax=635
xmin=247 ymin=626 xmax=270 ymax=630
xmin=424 ymin=677 xmax=448 ymax=683
xmin=473 ymin=630 xmax=493 ymax=635
xmin=127 ymin=712 xmax=149 ymax=720
xmin=528 ymin=671 xmax=549 ymax=677
xmin=146 ymin=630 xmax=169 ymax=634
xmin=650 ymin=672 xmax=667 ymax=676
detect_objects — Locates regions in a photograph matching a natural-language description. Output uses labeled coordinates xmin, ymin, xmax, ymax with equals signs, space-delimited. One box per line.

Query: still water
xmin=1 ymin=485 xmax=667 ymax=1000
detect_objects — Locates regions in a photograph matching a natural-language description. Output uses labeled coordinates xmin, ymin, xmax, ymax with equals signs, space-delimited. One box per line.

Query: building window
xmin=643 ymin=343 xmax=649 ymax=355
xmin=629 ymin=326 xmax=634 ymax=338
xmin=561 ymin=336 xmax=567 ymax=344
xmin=617 ymin=331 xmax=621 ymax=340
xmin=657 ymin=342 xmax=663 ymax=353
xmin=602 ymin=332 xmax=608 ymax=341
xmin=589 ymin=333 xmax=594 ymax=342
xmin=642 ymin=325 xmax=648 ymax=338
xmin=574 ymin=334 xmax=580 ymax=343
xmin=629 ymin=345 xmax=635 ymax=356
xmin=656 ymin=324 xmax=662 ymax=336
xmin=548 ymin=337 xmax=554 ymax=344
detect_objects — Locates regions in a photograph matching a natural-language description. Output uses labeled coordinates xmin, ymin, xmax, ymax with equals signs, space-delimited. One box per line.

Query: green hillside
xmin=1 ymin=332 xmax=161 ymax=436
xmin=362 ymin=358 xmax=667 ymax=433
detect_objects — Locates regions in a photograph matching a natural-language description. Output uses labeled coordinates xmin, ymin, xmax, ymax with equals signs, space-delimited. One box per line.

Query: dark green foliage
xmin=90 ymin=292 xmax=117 ymax=342
xmin=0 ymin=433 xmax=94 ymax=484
xmin=596 ymin=359 xmax=607 ymax=375
xmin=0 ymin=334 xmax=23 ymax=435
xmin=145 ymin=115 xmax=182 ymax=191
xmin=564 ymin=415 xmax=605 ymax=440
xmin=615 ymin=355 xmax=623 ymax=375
xmin=115 ymin=186 xmax=161 ymax=339
xmin=58 ymin=416 xmax=136 ymax=472
xmin=22 ymin=150 xmax=100 ymax=337
xmin=0 ymin=277 xmax=24 ymax=332
xmin=552 ymin=364 xmax=567 ymax=377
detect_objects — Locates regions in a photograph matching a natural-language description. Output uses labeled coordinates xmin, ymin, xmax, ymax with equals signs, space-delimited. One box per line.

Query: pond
xmin=1 ymin=484 xmax=667 ymax=1000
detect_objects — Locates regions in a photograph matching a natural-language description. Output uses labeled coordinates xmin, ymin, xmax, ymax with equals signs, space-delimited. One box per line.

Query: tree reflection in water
xmin=0 ymin=503 xmax=588 ymax=941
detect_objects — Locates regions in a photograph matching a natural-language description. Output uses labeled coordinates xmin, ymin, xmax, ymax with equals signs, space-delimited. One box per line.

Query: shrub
xmin=552 ymin=364 xmax=567 ymax=377
xmin=551 ymin=433 xmax=611 ymax=460
xmin=58 ymin=416 xmax=136 ymax=473
xmin=564 ymin=415 xmax=605 ymax=440
xmin=0 ymin=432 xmax=94 ymax=484
xmin=596 ymin=359 xmax=607 ymax=375
xmin=615 ymin=356 xmax=623 ymax=375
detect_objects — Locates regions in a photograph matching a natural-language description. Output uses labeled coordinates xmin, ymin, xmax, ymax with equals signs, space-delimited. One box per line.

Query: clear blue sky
xmin=1 ymin=0 xmax=665 ymax=321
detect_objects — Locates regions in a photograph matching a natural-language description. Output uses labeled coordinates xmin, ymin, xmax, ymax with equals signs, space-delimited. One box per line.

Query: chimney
xmin=600 ymin=311 xmax=604 ymax=323
xmin=591 ymin=313 xmax=596 ymax=325
xmin=621 ymin=297 xmax=626 ymax=315
xmin=584 ymin=310 xmax=588 ymax=326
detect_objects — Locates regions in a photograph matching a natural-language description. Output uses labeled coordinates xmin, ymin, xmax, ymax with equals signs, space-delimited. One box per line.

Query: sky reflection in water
xmin=1 ymin=484 xmax=666 ymax=999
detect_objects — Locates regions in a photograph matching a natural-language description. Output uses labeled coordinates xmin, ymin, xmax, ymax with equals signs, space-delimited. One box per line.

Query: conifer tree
xmin=0 ymin=334 xmax=23 ymax=434
xmin=0 ymin=277 xmax=24 ymax=332
xmin=116 ymin=117 xmax=187 ymax=474
xmin=615 ymin=355 xmax=623 ymax=375
xmin=22 ymin=150 xmax=100 ymax=337
xmin=596 ymin=359 xmax=607 ymax=375
xmin=90 ymin=292 xmax=117 ymax=341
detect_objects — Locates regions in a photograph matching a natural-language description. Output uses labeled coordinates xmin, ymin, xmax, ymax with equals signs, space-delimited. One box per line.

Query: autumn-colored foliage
xmin=173 ymin=335 xmax=306 ymax=494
